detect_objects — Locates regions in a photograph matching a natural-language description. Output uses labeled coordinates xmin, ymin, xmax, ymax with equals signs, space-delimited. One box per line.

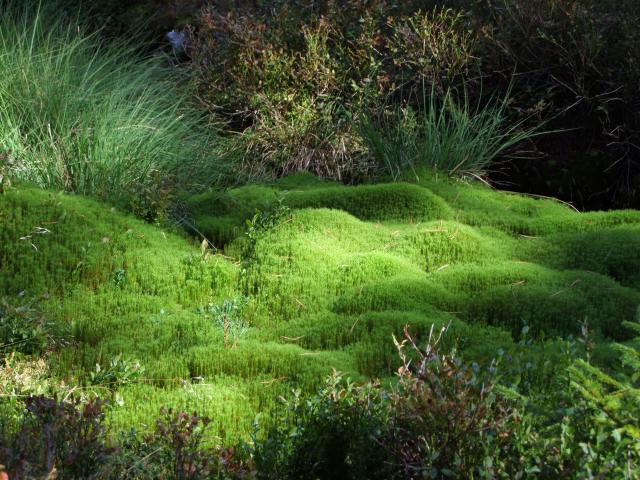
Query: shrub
xmin=188 ymin=2 xmax=477 ymax=181
xmin=0 ymin=396 xmax=111 ymax=479
xmin=127 ymin=169 xmax=175 ymax=224
xmin=475 ymin=0 xmax=640 ymax=208
xmin=557 ymin=320 xmax=640 ymax=477
xmin=252 ymin=372 xmax=393 ymax=480
xmin=102 ymin=408 xmax=251 ymax=479
xmin=1 ymin=325 xmax=637 ymax=478
xmin=88 ymin=354 xmax=145 ymax=390
xmin=252 ymin=325 xmax=526 ymax=479
xmin=384 ymin=325 xmax=524 ymax=478
xmin=241 ymin=201 xmax=291 ymax=294
xmin=187 ymin=0 xmax=640 ymax=208
xmin=0 ymin=399 xmax=249 ymax=480
xmin=0 ymin=355 xmax=51 ymax=398
xmin=386 ymin=7 xmax=475 ymax=93
xmin=0 ymin=1 xmax=220 ymax=204
xmin=490 ymin=315 xmax=640 ymax=478
xmin=105 ymin=408 xmax=248 ymax=480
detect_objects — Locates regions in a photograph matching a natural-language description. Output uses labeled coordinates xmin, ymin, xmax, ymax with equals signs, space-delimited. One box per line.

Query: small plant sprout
xmin=89 ymin=354 xmax=145 ymax=390
xmin=207 ymin=297 xmax=250 ymax=348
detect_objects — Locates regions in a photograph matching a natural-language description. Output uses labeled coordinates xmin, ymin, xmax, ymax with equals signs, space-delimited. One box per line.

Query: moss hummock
xmin=2 ymin=172 xmax=639 ymax=441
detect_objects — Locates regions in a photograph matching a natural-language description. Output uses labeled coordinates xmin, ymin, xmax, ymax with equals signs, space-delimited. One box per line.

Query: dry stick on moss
xmin=123 ymin=447 xmax=164 ymax=477
xmin=223 ymin=314 xmax=229 ymax=349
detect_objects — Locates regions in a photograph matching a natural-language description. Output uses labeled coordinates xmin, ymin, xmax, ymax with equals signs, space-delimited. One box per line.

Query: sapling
xmin=207 ymin=297 xmax=250 ymax=348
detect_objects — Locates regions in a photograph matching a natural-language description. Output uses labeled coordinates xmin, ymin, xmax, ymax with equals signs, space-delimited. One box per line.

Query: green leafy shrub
xmin=88 ymin=354 xmax=145 ymax=390
xmin=386 ymin=7 xmax=475 ymax=92
xmin=187 ymin=0 xmax=640 ymax=207
xmin=188 ymin=2 xmax=478 ymax=180
xmin=558 ymin=320 xmax=640 ymax=477
xmin=252 ymin=372 xmax=394 ymax=479
xmin=252 ymin=325 xmax=526 ymax=479
xmin=244 ymin=201 xmax=292 ymax=249
xmin=489 ymin=314 xmax=640 ymax=478
xmin=383 ymin=326 xmax=524 ymax=478
xmin=0 ymin=356 xmax=52 ymax=399
xmin=105 ymin=408 xmax=249 ymax=479
xmin=128 ymin=169 xmax=175 ymax=224
xmin=0 ymin=398 xmax=248 ymax=480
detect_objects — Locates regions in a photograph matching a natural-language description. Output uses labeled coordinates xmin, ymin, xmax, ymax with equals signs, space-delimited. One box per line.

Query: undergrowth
xmin=2 ymin=170 xmax=640 ymax=452
xmin=186 ymin=0 xmax=640 ymax=208
xmin=1 ymin=2 xmax=639 ymax=476
xmin=358 ymin=86 xmax=543 ymax=179
xmin=0 ymin=1 xmax=222 ymax=205
xmin=3 ymin=319 xmax=638 ymax=478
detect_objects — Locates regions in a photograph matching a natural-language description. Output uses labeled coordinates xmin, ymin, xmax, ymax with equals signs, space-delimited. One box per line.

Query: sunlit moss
xmin=2 ymin=171 xmax=640 ymax=441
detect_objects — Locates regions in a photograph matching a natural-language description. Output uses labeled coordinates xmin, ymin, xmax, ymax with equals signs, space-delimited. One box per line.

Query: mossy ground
xmin=2 ymin=172 xmax=640 ymax=441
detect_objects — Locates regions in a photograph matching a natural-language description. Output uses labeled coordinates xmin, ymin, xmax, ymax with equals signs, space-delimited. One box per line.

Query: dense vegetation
xmin=184 ymin=0 xmax=640 ymax=209
xmin=1 ymin=1 xmax=639 ymax=478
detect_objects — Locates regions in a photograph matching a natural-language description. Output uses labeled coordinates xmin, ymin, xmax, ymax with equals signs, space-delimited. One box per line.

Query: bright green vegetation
xmin=1 ymin=3 xmax=639 ymax=476
xmin=3 ymin=171 xmax=640 ymax=442
xmin=0 ymin=2 xmax=220 ymax=202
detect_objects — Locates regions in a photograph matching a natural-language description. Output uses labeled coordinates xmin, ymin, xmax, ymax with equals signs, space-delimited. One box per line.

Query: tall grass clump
xmin=0 ymin=2 xmax=219 ymax=201
xmin=358 ymin=86 xmax=543 ymax=180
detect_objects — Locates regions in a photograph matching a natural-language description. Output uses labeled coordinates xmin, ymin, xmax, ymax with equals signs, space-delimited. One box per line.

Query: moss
xmin=0 ymin=187 xmax=237 ymax=303
xmin=428 ymin=263 xmax=640 ymax=339
xmin=284 ymin=183 xmax=453 ymax=222
xmin=390 ymin=220 xmax=508 ymax=272
xmin=186 ymin=185 xmax=281 ymax=245
xmin=106 ymin=376 xmax=289 ymax=444
xmin=186 ymin=341 xmax=358 ymax=385
xmin=405 ymin=169 xmax=640 ymax=235
xmin=3 ymin=170 xmax=640 ymax=442
xmin=1 ymin=188 xmax=128 ymax=295
xmin=186 ymin=181 xmax=453 ymax=247
xmin=528 ymin=226 xmax=640 ymax=289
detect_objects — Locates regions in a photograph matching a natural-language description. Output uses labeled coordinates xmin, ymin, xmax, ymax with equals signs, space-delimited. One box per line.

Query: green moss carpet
xmin=3 ymin=172 xmax=639 ymax=440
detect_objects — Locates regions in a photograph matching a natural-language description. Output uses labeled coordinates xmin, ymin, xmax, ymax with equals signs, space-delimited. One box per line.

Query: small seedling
xmin=206 ymin=297 xmax=250 ymax=348
xmin=89 ymin=354 xmax=144 ymax=389
xmin=113 ymin=268 xmax=126 ymax=287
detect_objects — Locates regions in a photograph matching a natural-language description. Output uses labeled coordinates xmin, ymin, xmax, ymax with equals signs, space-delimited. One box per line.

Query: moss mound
xmin=186 ymin=178 xmax=453 ymax=246
xmin=0 ymin=188 xmax=237 ymax=303
xmin=2 ymin=172 xmax=640 ymax=441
